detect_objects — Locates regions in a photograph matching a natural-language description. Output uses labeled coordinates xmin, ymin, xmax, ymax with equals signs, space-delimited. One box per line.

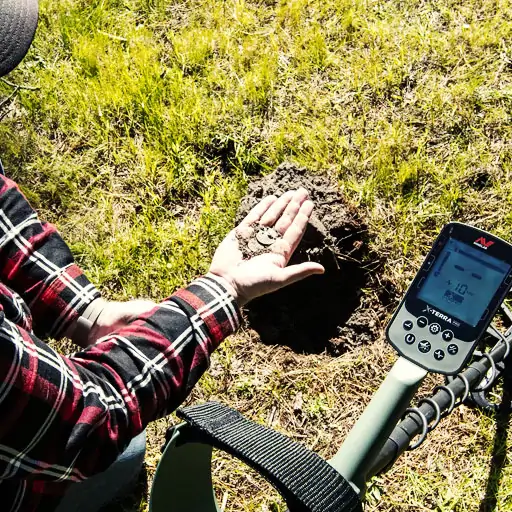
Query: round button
xmin=403 ymin=320 xmax=413 ymax=331
xmin=417 ymin=316 xmax=428 ymax=328
xmin=429 ymin=323 xmax=441 ymax=335
xmin=418 ymin=340 xmax=431 ymax=353
xmin=447 ymin=344 xmax=458 ymax=355
xmin=433 ymin=349 xmax=445 ymax=361
xmin=405 ymin=333 xmax=416 ymax=344
xmin=442 ymin=330 xmax=454 ymax=342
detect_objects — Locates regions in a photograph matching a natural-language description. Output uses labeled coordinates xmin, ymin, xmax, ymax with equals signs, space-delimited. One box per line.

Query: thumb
xmin=276 ymin=262 xmax=325 ymax=288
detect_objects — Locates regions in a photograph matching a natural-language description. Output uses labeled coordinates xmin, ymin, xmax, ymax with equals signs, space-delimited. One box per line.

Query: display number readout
xmin=417 ymin=238 xmax=510 ymax=327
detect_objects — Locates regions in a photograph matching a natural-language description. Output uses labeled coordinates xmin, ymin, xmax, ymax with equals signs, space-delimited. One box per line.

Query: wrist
xmin=206 ymin=272 xmax=246 ymax=307
xmin=65 ymin=297 xmax=107 ymax=347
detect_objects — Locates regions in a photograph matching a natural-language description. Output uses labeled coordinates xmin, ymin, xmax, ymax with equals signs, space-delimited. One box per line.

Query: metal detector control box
xmin=386 ymin=222 xmax=512 ymax=374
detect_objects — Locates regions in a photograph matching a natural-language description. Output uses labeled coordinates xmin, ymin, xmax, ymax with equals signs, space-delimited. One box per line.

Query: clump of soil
xmin=237 ymin=162 xmax=385 ymax=355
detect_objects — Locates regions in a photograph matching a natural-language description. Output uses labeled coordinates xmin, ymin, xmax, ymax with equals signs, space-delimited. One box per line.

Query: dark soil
xmin=237 ymin=162 xmax=389 ymax=355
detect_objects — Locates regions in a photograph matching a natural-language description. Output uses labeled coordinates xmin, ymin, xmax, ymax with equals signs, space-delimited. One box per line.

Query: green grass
xmin=4 ymin=0 xmax=512 ymax=509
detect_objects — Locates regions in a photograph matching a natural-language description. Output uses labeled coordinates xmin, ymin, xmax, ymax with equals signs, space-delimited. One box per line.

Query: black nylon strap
xmin=176 ymin=402 xmax=362 ymax=512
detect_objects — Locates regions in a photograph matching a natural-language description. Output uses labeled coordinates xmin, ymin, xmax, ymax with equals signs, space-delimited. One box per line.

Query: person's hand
xmin=68 ymin=298 xmax=157 ymax=347
xmin=208 ymin=188 xmax=325 ymax=307
xmin=86 ymin=299 xmax=157 ymax=344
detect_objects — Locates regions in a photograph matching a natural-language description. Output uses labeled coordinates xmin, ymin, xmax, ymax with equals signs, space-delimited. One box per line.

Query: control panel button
xmin=429 ymin=323 xmax=441 ymax=335
xmin=433 ymin=349 xmax=445 ymax=361
xmin=418 ymin=340 xmax=431 ymax=353
xmin=405 ymin=333 xmax=416 ymax=344
xmin=447 ymin=344 xmax=458 ymax=355
xmin=416 ymin=277 xmax=425 ymax=289
xmin=417 ymin=316 xmax=428 ymax=328
xmin=505 ymin=272 xmax=512 ymax=285
xmin=403 ymin=320 xmax=413 ymax=331
xmin=442 ymin=330 xmax=454 ymax=342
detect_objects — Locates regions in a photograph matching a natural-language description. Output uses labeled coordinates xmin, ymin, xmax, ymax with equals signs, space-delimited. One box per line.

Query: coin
xmin=248 ymin=239 xmax=263 ymax=254
xmin=255 ymin=227 xmax=280 ymax=246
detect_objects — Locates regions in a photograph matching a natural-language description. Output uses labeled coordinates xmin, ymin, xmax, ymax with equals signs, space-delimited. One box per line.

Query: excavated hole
xmin=237 ymin=162 xmax=388 ymax=355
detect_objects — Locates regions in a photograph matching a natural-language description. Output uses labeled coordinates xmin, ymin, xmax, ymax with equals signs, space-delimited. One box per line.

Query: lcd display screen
xmin=417 ymin=238 xmax=511 ymax=326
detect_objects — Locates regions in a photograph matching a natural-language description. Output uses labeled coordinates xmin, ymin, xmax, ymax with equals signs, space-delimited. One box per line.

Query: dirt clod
xmin=237 ymin=162 xmax=385 ymax=354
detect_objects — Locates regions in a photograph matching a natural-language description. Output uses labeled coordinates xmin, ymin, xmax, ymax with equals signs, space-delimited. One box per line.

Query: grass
xmin=3 ymin=0 xmax=512 ymax=509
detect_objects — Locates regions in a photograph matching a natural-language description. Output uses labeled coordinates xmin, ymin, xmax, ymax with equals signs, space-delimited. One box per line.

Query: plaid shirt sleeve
xmin=0 ymin=274 xmax=241 ymax=511
xmin=0 ymin=175 xmax=100 ymax=339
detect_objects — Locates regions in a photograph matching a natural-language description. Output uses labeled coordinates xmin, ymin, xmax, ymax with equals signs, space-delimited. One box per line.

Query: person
xmin=0 ymin=2 xmax=326 ymax=510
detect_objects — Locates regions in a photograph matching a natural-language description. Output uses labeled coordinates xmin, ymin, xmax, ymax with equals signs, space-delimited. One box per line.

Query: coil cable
xmin=398 ymin=301 xmax=512 ymax=452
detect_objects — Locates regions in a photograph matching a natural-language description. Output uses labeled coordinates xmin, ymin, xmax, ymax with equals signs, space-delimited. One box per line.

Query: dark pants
xmin=55 ymin=431 xmax=147 ymax=512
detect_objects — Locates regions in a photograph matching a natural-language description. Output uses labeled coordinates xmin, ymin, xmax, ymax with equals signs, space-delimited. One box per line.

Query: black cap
xmin=0 ymin=0 xmax=39 ymax=77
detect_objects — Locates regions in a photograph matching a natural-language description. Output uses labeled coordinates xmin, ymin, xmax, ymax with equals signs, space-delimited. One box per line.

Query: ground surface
xmin=3 ymin=0 xmax=512 ymax=510
xmin=237 ymin=162 xmax=384 ymax=355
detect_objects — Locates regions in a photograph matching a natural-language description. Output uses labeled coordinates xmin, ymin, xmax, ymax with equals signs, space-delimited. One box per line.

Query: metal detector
xmin=149 ymin=222 xmax=512 ymax=511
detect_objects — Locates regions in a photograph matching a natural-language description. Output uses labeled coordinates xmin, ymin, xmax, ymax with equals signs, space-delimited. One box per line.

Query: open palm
xmin=209 ymin=188 xmax=325 ymax=306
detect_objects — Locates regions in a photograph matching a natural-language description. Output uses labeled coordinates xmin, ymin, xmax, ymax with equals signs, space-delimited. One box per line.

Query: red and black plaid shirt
xmin=0 ymin=176 xmax=241 ymax=511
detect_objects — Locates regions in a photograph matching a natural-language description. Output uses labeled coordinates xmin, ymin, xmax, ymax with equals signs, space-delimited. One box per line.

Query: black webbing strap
xmin=176 ymin=402 xmax=362 ymax=512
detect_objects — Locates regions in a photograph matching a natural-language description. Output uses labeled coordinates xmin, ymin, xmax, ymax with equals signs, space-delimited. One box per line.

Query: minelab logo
xmin=424 ymin=305 xmax=453 ymax=324
xmin=474 ymin=237 xmax=494 ymax=250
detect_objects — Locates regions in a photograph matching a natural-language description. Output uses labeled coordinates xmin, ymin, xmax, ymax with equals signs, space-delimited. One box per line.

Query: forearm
xmin=0 ymin=275 xmax=240 ymax=482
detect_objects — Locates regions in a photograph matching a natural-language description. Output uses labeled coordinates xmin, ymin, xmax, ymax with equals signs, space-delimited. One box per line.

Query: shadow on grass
xmin=478 ymin=374 xmax=512 ymax=512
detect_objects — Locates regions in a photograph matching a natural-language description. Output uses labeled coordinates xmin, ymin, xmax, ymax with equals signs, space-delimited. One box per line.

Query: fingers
xmin=123 ymin=299 xmax=158 ymax=320
xmin=276 ymin=262 xmax=325 ymax=288
xmin=236 ymin=224 xmax=253 ymax=239
xmin=241 ymin=188 xmax=312 ymax=234
xmin=239 ymin=188 xmax=316 ymax=265
xmin=259 ymin=190 xmax=301 ymax=227
xmin=273 ymin=188 xmax=310 ymax=234
xmin=240 ymin=195 xmax=278 ymax=227
xmin=277 ymin=199 xmax=314 ymax=261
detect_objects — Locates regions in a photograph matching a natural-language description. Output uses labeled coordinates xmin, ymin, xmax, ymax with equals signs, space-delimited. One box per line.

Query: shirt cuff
xmin=171 ymin=274 xmax=242 ymax=347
